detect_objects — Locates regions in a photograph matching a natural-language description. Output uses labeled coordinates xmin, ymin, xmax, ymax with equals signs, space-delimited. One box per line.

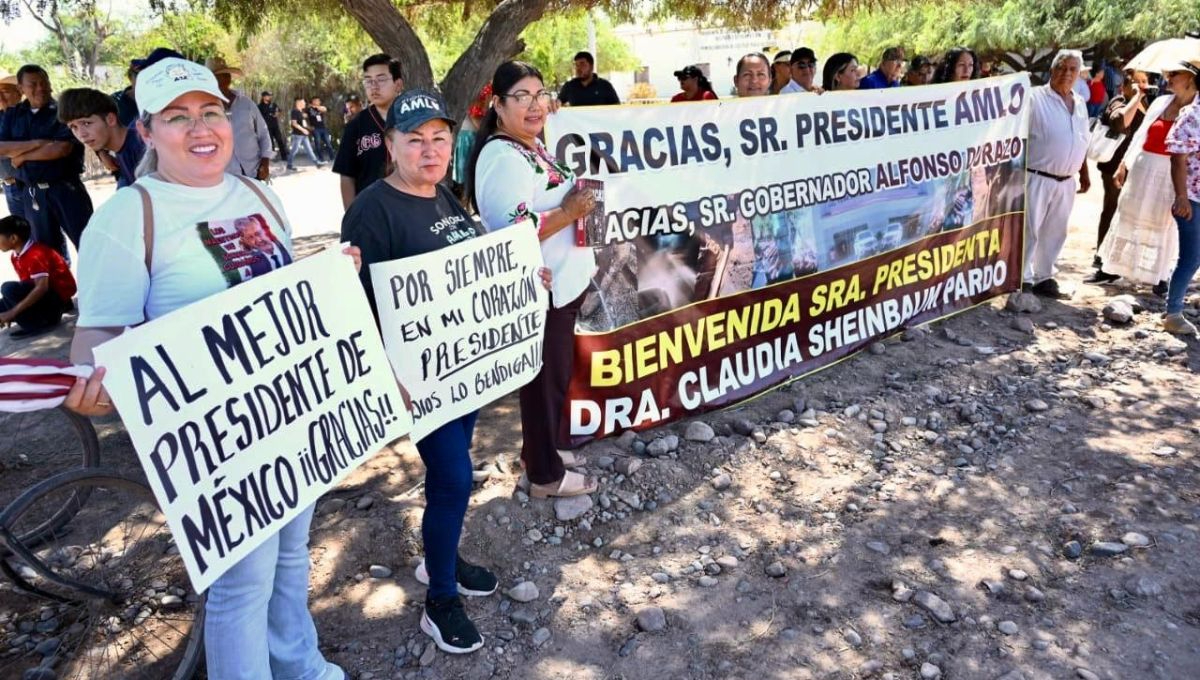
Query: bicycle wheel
xmin=0 ymin=406 xmax=101 ymax=549
xmin=0 ymin=468 xmax=204 ymax=680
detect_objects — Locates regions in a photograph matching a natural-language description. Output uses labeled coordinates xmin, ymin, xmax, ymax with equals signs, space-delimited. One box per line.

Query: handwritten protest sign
xmin=371 ymin=224 xmax=548 ymax=441
xmin=94 ymin=247 xmax=410 ymax=592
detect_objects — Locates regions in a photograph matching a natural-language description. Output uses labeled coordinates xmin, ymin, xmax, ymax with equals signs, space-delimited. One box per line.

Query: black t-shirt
xmin=334 ymin=106 xmax=390 ymax=195
xmin=340 ymin=181 xmax=483 ymax=319
xmin=558 ymin=76 xmax=621 ymax=107
xmin=306 ymin=106 xmax=327 ymax=130
xmin=289 ymin=108 xmax=308 ymax=135
xmin=259 ymin=101 xmax=280 ymax=128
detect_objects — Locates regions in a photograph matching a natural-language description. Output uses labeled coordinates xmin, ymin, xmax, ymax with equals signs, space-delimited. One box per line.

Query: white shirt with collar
xmin=780 ymin=79 xmax=811 ymax=94
xmin=1027 ymin=84 xmax=1090 ymax=177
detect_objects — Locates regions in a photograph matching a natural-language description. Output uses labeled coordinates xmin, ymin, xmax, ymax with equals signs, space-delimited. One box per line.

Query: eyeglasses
xmin=158 ymin=110 xmax=229 ymax=131
xmin=793 ymin=62 xmax=815 ymax=69
xmin=361 ymin=75 xmax=395 ymax=88
xmin=501 ymin=90 xmax=554 ymax=107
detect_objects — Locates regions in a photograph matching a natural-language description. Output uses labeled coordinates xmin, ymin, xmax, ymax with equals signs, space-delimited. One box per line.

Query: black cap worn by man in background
xmin=558 ymin=51 xmax=620 ymax=107
xmin=258 ymin=90 xmax=289 ymax=164
xmin=904 ymin=56 xmax=934 ymax=86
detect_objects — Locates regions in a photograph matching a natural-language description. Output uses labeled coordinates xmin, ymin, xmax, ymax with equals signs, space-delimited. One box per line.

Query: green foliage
xmin=519 ymin=9 xmax=639 ymax=86
xmin=817 ymin=0 xmax=1200 ymax=60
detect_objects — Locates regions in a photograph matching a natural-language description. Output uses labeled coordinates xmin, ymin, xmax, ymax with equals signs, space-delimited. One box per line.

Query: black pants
xmin=1096 ymin=171 xmax=1122 ymax=268
xmin=266 ymin=121 xmax=289 ymax=163
xmin=0 ymin=280 xmax=66 ymax=331
xmin=519 ymin=292 xmax=585 ymax=485
xmin=22 ymin=178 xmax=94 ymax=258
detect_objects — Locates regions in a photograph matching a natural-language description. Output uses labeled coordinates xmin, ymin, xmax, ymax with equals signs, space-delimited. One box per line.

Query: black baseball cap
xmin=386 ymin=89 xmax=455 ymax=132
xmin=261 ymin=90 xmax=272 ymax=97
xmin=790 ymin=48 xmax=817 ymax=65
xmin=910 ymin=56 xmax=932 ymax=70
xmin=674 ymin=65 xmax=703 ymax=79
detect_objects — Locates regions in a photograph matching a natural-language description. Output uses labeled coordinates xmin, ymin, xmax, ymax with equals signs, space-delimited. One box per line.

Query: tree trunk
xmin=439 ymin=0 xmax=551 ymax=122
xmin=341 ymin=0 xmax=434 ymax=89
xmin=340 ymin=0 xmax=551 ymax=122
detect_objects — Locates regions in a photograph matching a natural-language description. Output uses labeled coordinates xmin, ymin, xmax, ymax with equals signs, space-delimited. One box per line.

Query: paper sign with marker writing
xmin=371 ymin=223 xmax=548 ymax=441
xmin=94 ymin=247 xmax=410 ymax=593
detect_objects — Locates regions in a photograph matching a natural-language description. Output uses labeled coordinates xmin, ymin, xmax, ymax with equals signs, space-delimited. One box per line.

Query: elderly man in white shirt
xmin=1024 ymin=49 xmax=1092 ymax=299
xmin=208 ymin=57 xmax=274 ymax=181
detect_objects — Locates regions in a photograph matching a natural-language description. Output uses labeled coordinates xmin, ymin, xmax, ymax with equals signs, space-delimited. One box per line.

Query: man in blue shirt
xmin=58 ymin=88 xmax=145 ymax=188
xmin=0 ymin=65 xmax=92 ymax=257
xmin=860 ymin=47 xmax=906 ymax=90
xmin=0 ymin=73 xmax=24 ymax=219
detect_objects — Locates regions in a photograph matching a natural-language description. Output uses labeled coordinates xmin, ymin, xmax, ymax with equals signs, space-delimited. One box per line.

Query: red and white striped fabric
xmin=0 ymin=358 xmax=94 ymax=413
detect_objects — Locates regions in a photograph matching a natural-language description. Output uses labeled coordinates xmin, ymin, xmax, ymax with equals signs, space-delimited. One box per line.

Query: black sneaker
xmin=1031 ymin=278 xmax=1070 ymax=300
xmin=1083 ymin=270 xmax=1121 ymax=285
xmin=415 ymin=556 xmax=498 ymax=597
xmin=1153 ymin=280 xmax=1169 ymax=297
xmin=421 ymin=595 xmax=484 ymax=654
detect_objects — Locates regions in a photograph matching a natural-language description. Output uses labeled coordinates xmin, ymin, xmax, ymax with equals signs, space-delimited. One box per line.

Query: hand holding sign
xmin=371 ymin=223 xmax=548 ymax=441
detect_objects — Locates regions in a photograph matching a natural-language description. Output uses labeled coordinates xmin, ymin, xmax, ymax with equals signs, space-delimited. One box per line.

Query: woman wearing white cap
xmin=62 ymin=57 xmax=353 ymax=680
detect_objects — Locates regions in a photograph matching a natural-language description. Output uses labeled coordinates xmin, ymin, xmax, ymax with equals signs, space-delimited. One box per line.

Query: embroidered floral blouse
xmin=1166 ymin=99 xmax=1200 ymax=203
xmin=475 ymin=135 xmax=597 ymax=305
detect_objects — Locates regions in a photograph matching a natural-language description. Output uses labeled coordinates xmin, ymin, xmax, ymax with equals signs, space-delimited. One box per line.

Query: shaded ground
xmin=2 ymin=173 xmax=1199 ymax=680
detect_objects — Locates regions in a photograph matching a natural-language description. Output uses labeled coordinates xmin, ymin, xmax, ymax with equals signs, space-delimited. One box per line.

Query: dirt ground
xmin=2 ymin=166 xmax=1199 ymax=680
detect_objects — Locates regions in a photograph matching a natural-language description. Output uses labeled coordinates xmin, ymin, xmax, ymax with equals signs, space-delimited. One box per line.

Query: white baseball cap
xmin=135 ymin=57 xmax=228 ymax=116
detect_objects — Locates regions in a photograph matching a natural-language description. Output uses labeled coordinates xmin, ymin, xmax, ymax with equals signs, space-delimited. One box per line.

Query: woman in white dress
xmin=1096 ymin=69 xmax=1199 ymax=289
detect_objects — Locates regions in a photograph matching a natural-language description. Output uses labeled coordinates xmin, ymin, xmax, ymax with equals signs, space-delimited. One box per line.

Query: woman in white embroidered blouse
xmin=467 ymin=61 xmax=598 ymax=499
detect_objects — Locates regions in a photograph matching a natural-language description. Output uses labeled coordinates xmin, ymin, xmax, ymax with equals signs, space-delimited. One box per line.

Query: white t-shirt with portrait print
xmin=77 ymin=174 xmax=293 ymax=327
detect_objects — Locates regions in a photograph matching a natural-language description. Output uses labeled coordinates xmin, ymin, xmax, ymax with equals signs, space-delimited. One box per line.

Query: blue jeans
xmin=1167 ymin=198 xmax=1200 ymax=314
xmin=204 ymin=503 xmax=334 ymax=680
xmin=288 ymin=135 xmax=321 ymax=169
xmin=416 ymin=410 xmax=479 ymax=600
xmin=312 ymin=129 xmax=334 ymax=163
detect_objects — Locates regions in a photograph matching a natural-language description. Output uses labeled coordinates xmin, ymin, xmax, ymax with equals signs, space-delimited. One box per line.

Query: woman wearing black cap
xmin=672 ymin=65 xmax=718 ymax=102
xmin=341 ymin=88 xmax=545 ymax=655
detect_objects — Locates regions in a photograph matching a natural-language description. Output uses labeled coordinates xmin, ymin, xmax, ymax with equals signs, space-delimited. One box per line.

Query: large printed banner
xmin=546 ymin=74 xmax=1031 ymax=444
xmin=371 ymin=224 xmax=549 ymax=441
xmin=95 ymin=248 xmax=411 ymax=592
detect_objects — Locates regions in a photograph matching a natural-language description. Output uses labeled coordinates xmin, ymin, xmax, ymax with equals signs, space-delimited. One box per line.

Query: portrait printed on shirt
xmin=197 ymin=214 xmax=293 ymax=287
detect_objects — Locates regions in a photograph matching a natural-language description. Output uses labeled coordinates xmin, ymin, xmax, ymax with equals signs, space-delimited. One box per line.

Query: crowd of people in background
xmin=0 ymin=35 xmax=1199 ymax=674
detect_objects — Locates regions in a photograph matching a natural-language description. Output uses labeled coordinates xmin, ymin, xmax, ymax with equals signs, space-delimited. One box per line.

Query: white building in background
xmin=601 ymin=20 xmax=826 ymax=101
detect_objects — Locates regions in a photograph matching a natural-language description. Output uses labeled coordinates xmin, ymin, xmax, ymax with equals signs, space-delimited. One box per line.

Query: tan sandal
xmin=516 ymin=450 xmax=588 ymax=471
xmin=529 ymin=470 xmax=598 ymax=499
xmin=557 ymin=450 xmax=588 ymax=469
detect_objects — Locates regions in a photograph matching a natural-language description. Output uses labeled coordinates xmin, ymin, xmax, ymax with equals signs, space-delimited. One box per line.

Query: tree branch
xmin=340 ymin=0 xmax=433 ymax=88
xmin=440 ymin=0 xmax=551 ymax=121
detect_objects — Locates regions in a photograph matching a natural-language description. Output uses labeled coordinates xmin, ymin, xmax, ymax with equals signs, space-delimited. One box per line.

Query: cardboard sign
xmin=95 ymin=247 xmax=410 ymax=592
xmin=371 ymin=224 xmax=548 ymax=441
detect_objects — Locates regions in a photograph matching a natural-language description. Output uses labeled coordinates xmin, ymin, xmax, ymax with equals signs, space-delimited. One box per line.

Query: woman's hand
xmin=561 ymin=184 xmax=596 ymax=220
xmin=1114 ymin=163 xmax=1127 ymax=188
xmin=342 ymin=244 xmax=363 ymax=273
xmin=1173 ymin=195 xmax=1193 ymax=220
xmin=398 ymin=382 xmax=413 ymax=413
xmin=538 ymin=266 xmax=553 ymax=291
xmin=63 ymin=366 xmax=116 ymax=418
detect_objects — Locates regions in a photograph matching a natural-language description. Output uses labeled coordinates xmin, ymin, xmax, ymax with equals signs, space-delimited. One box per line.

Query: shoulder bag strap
xmin=234 ymin=175 xmax=287 ymax=234
xmin=131 ymin=183 xmax=154 ymax=274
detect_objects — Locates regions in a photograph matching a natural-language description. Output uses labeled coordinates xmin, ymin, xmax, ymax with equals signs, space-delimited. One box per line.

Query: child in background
xmin=0 ymin=214 xmax=76 ymax=337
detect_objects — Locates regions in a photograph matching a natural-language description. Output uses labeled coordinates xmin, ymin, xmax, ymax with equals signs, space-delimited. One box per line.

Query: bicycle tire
xmin=0 ymin=407 xmax=102 ymax=550
xmin=0 ymin=467 xmax=205 ymax=680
